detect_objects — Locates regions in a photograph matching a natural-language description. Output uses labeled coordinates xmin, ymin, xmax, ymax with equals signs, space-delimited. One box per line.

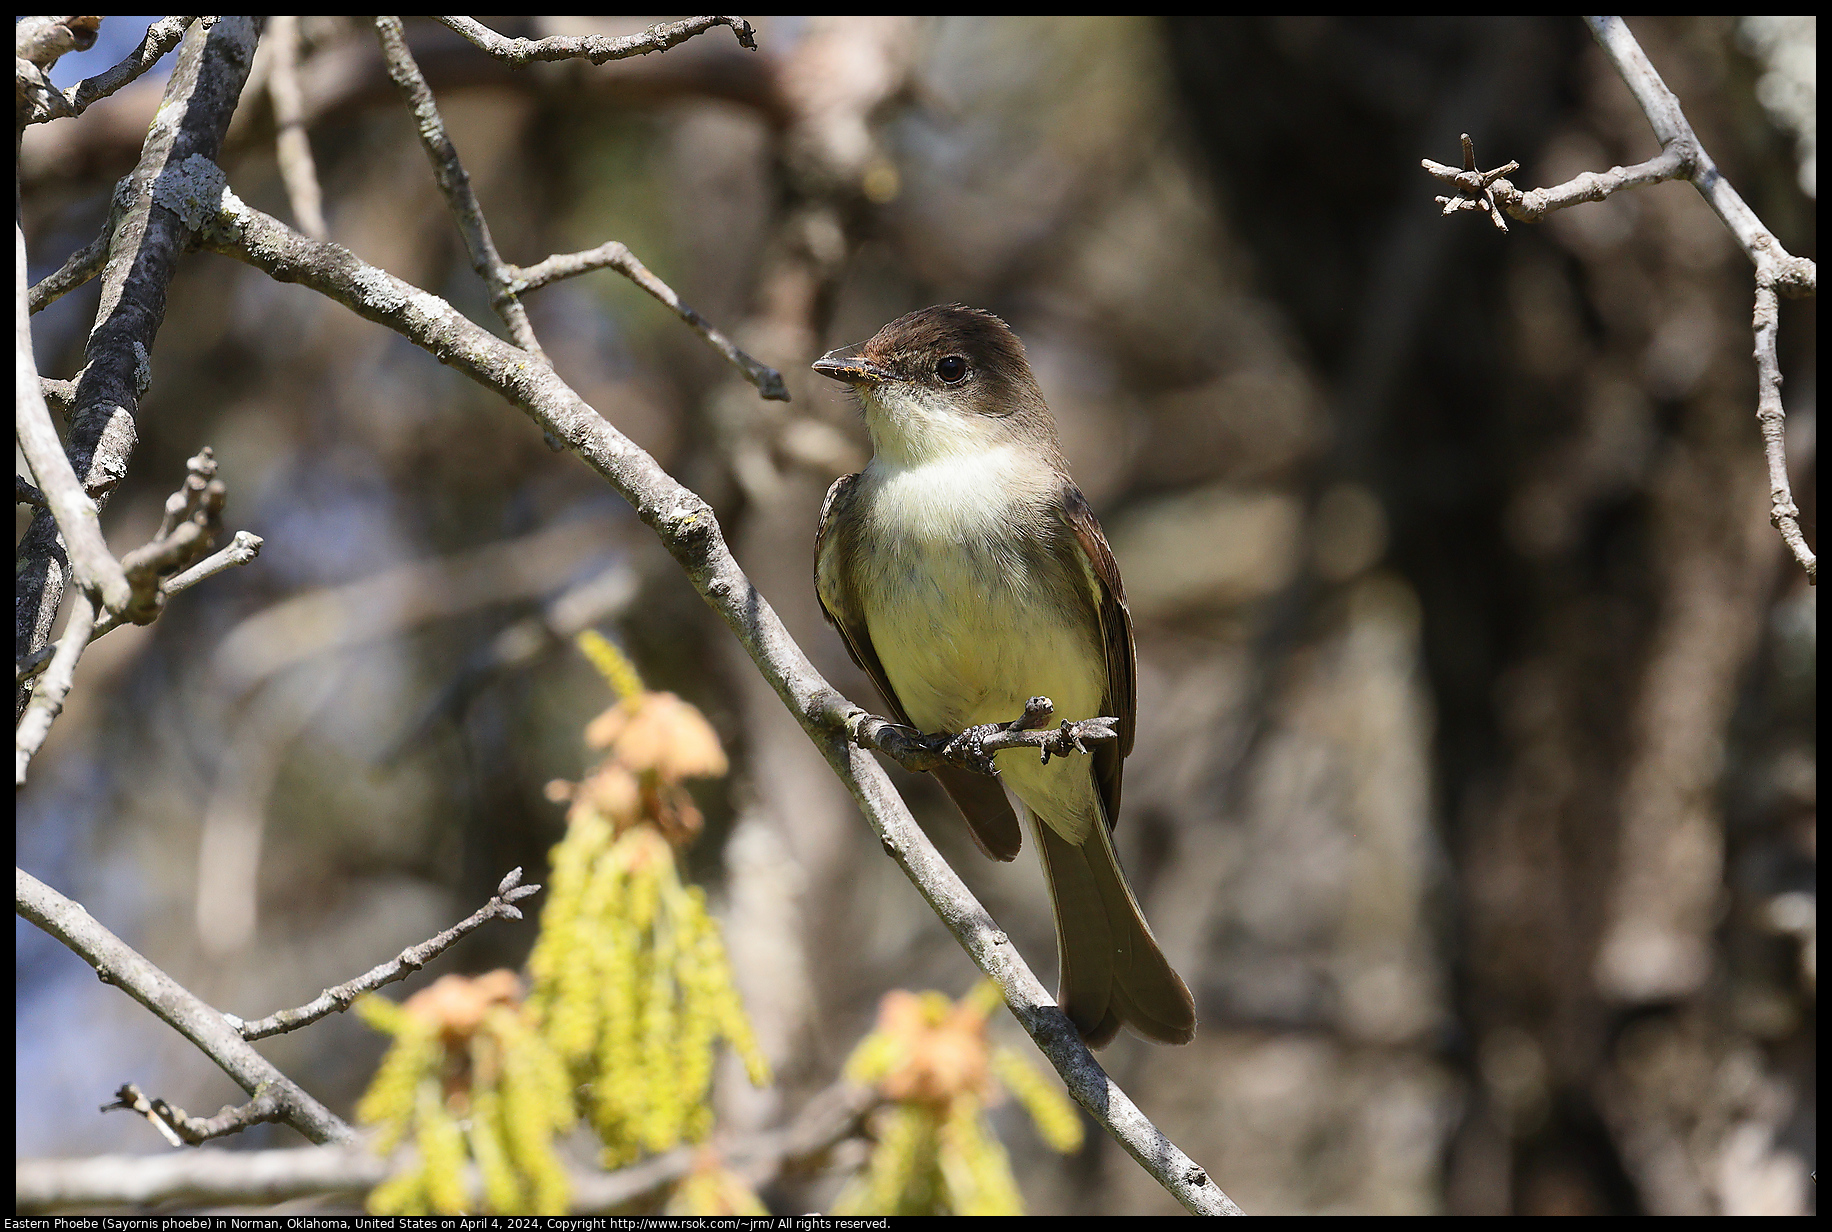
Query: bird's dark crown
xmin=853 ymin=304 xmax=1045 ymax=415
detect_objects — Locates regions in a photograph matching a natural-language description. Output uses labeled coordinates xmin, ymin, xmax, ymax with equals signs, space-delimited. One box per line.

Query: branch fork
xmin=1421 ymin=133 xmax=1519 ymax=231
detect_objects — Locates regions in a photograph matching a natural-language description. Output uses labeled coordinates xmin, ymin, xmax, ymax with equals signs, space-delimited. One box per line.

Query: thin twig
xmin=27 ymin=211 xmax=116 ymax=314
xmin=267 ymin=15 xmax=327 ymax=240
xmin=102 ymin=1082 xmax=288 ymax=1147
xmin=224 ymin=868 xmax=541 ymax=1041
xmin=15 ymin=593 xmax=97 ymax=787
xmin=432 ymin=15 xmax=759 ymax=68
xmin=512 ymin=241 xmax=789 ymax=400
xmin=1752 ymin=281 xmax=1814 ymax=580
xmin=118 ymin=447 xmax=227 ymax=626
xmin=852 ymin=696 xmax=1121 ymax=775
xmin=195 ymin=188 xmax=1241 ymax=1215
xmin=16 ymin=531 xmax=264 ymax=687
xmin=1419 ymin=19 xmax=1816 ymax=581
xmin=164 ymin=528 xmax=265 ymax=594
xmin=372 ymin=15 xmax=545 ymax=358
xmin=1422 ymin=136 xmax=1689 ymax=228
xmin=15 ymin=868 xmax=356 ymax=1145
xmin=58 ymin=16 xmax=197 ymax=121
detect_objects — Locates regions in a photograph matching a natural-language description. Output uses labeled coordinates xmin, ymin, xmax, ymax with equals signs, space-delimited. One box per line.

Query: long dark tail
xmin=1033 ymin=810 xmax=1196 ymax=1047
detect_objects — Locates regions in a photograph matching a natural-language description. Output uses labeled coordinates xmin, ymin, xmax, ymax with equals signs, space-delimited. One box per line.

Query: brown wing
xmin=1061 ymin=485 xmax=1137 ymax=830
xmin=816 ymin=473 xmax=1023 ymax=861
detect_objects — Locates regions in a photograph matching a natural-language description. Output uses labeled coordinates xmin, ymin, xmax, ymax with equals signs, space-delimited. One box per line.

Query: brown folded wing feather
xmin=1060 ymin=484 xmax=1137 ymax=830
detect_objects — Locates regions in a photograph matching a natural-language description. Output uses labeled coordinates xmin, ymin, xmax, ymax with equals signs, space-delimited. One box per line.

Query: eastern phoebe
xmin=812 ymin=304 xmax=1196 ymax=1047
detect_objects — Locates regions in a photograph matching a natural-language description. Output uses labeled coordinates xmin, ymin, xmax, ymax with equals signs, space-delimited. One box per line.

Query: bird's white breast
xmin=851 ymin=447 xmax=1105 ymax=839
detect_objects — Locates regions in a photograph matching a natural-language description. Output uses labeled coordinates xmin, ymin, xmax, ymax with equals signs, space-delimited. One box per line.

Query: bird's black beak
xmin=812 ymin=344 xmax=892 ymax=385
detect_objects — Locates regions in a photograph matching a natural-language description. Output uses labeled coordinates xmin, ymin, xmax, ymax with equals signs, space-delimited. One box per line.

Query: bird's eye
xmin=935 ymin=355 xmax=968 ymax=384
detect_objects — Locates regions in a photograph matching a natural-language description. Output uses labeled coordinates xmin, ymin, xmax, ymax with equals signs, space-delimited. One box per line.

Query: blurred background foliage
xmin=17 ymin=15 xmax=1814 ymax=1215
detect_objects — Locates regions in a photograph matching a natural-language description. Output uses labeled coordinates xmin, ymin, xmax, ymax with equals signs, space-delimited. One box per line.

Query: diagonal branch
xmin=16 ymin=221 xmax=132 ymax=614
xmin=194 ymin=185 xmax=1241 ymax=1215
xmin=26 ymin=184 xmax=122 ymax=314
xmin=373 ymin=15 xmax=546 ymax=358
xmin=15 ymin=868 xmax=357 ymax=1146
xmin=16 ymin=445 xmax=255 ymax=781
xmin=17 ymin=16 xmax=197 ymax=126
xmin=102 ymin=1082 xmax=288 ymax=1147
xmin=224 ymin=868 xmax=541 ymax=1041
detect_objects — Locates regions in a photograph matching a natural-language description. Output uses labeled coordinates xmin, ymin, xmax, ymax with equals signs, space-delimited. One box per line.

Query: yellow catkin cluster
xmin=529 ymin=820 xmax=769 ymax=1164
xmin=526 ymin=632 xmax=768 ymax=1168
xmin=831 ymin=982 xmax=1084 ymax=1216
xmin=355 ymin=975 xmax=577 ymax=1216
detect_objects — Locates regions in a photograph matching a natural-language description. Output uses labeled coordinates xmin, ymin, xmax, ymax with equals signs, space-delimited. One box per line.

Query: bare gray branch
xmin=16 ymin=531 xmax=264 ymax=687
xmin=15 ymin=868 xmax=356 ymax=1145
xmin=17 ymin=16 xmax=262 ymax=718
xmin=373 ymin=15 xmax=545 ymax=357
xmin=1419 ymin=18 xmax=1816 ymax=581
xmin=222 ymin=868 xmax=541 ymax=1041
xmin=102 ymin=1082 xmax=288 ymax=1147
xmin=433 ymin=15 xmax=759 ymax=67
xmin=512 ymin=241 xmax=790 ymax=401
xmin=18 ymin=1079 xmax=870 ymax=1213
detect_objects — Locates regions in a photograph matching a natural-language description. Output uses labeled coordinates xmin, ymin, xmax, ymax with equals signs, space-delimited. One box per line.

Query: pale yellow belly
xmin=859 ymin=537 xmax=1106 ymax=842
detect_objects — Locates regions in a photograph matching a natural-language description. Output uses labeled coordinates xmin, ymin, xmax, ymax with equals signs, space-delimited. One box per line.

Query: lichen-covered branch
xmin=16 ymin=222 xmax=132 ymax=614
xmin=15 ymin=868 xmax=356 ymax=1146
xmin=16 ymin=16 xmax=262 ymax=714
xmin=194 ymin=185 xmax=1239 ymax=1215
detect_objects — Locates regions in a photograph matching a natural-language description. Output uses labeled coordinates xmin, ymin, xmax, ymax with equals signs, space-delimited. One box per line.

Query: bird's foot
xmin=928 ymin=722 xmax=1007 ymax=776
